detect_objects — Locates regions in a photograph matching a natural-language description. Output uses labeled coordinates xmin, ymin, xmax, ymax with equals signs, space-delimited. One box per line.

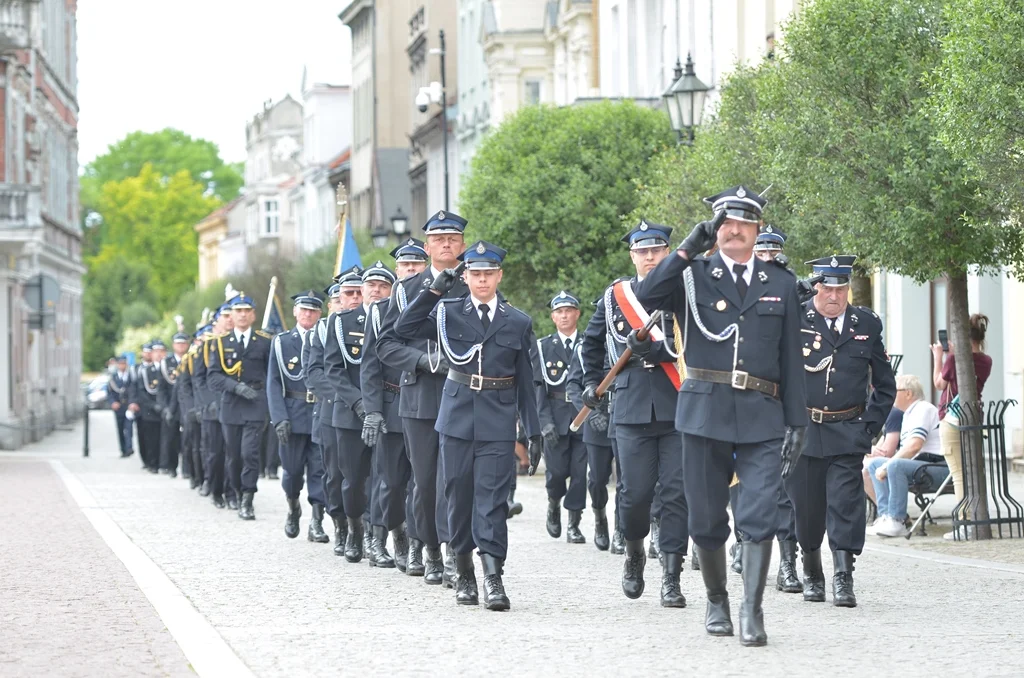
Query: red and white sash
xmin=612 ymin=281 xmax=682 ymax=390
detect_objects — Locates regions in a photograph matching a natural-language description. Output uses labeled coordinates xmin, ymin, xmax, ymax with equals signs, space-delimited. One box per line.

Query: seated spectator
xmin=863 ymin=406 xmax=904 ymax=507
xmin=865 ymin=375 xmax=948 ymax=538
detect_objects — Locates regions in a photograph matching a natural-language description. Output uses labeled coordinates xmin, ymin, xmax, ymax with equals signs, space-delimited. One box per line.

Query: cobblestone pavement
xmin=4 ymin=410 xmax=1023 ymax=677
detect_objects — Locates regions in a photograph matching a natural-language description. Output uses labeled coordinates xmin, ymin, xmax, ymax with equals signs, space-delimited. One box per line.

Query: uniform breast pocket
xmin=498 ymin=389 xmax=516 ymax=404
xmin=443 ymin=380 xmax=460 ymax=398
xmin=679 ymin=378 xmax=713 ymax=428
xmin=495 ymin=334 xmax=521 ymax=350
xmin=849 ymin=345 xmax=871 ymax=361
xmin=756 ymin=304 xmax=785 ymax=339
xmin=614 ymin=371 xmax=630 ymax=390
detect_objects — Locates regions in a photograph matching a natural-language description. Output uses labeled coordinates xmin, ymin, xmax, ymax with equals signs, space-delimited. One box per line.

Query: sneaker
xmin=942 ymin=526 xmax=971 ymax=541
xmin=865 ymin=516 xmax=885 ymax=536
xmin=875 ymin=516 xmax=908 ymax=538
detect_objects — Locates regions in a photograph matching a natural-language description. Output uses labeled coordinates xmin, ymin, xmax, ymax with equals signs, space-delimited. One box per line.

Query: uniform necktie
xmin=479 ymin=304 xmax=491 ymax=332
xmin=240 ymin=333 xmax=247 ymax=351
xmin=732 ymin=263 xmax=748 ymax=300
xmin=828 ymin=318 xmax=840 ymax=340
xmin=564 ymin=337 xmax=573 ymax=352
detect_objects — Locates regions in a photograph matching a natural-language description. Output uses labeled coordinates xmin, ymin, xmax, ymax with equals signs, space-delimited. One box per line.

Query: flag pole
xmin=263 ymin=276 xmax=278 ymax=330
xmin=333 ymin=183 xmax=349 ymax=276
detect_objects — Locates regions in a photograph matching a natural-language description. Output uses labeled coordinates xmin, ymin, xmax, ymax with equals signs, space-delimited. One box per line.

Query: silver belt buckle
xmin=731 ymin=370 xmax=749 ymax=390
xmin=811 ymin=409 xmax=824 ymax=424
xmin=470 ymin=374 xmax=484 ymax=391
xmin=564 ymin=392 xmax=572 ymax=403
xmin=306 ymin=391 xmax=316 ymax=404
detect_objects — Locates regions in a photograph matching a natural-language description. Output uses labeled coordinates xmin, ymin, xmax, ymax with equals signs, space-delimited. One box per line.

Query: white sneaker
xmin=942 ymin=526 xmax=971 ymax=541
xmin=865 ymin=516 xmax=884 ymax=536
xmin=875 ymin=516 xmax=908 ymax=538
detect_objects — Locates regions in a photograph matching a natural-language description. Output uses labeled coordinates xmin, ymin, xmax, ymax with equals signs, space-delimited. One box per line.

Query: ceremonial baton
xmin=570 ymin=310 xmax=664 ymax=432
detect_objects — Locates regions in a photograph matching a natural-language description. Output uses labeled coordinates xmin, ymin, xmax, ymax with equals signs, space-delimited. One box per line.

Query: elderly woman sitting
xmin=865 ymin=375 xmax=948 ymax=538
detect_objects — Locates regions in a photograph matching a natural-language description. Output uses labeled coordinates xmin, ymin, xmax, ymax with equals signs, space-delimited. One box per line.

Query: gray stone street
xmin=2 ymin=410 xmax=1022 ymax=677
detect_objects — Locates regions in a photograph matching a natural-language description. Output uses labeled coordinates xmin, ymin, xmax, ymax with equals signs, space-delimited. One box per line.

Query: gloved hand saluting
xmin=678 ymin=210 xmax=727 ymax=260
xmin=429 ymin=262 xmax=466 ymax=295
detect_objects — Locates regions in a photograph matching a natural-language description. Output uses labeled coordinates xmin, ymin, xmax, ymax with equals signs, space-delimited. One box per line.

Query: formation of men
xmin=111 ymin=188 xmax=894 ymax=639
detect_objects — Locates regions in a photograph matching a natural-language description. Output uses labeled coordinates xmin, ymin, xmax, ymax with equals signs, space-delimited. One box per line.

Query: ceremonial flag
xmin=334 ymin=217 xmax=361 ymax=277
xmin=261 ymin=276 xmax=289 ymax=334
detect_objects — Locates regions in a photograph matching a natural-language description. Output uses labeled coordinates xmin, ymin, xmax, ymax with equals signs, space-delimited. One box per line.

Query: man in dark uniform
xmin=129 ymin=342 xmax=163 ymax=473
xmin=787 ymin=255 xmax=896 ymax=608
xmin=107 ymin=355 xmax=134 ymax=457
xmin=581 ymin=221 xmax=689 ymax=608
xmin=177 ymin=331 xmax=205 ymax=490
xmin=633 ymin=186 xmax=808 ymax=647
xmin=267 ymin=290 xmax=329 ymax=542
xmin=157 ymin=335 xmax=187 ymax=477
xmin=197 ymin=307 xmax=234 ymax=508
xmin=394 ymin=240 xmax=542 ymax=610
xmin=376 ymin=210 xmax=470 ymax=587
xmin=534 ymin=291 xmax=588 ymax=544
xmin=207 ymin=293 xmax=273 ymax=521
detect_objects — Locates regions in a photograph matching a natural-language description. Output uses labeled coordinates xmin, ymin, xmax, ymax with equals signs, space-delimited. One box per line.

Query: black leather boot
xmin=284 ymin=497 xmax=301 ymax=538
xmin=648 ymin=518 xmax=662 ymax=562
xmin=479 ymin=552 xmax=510 ymax=611
xmin=332 ymin=516 xmax=347 ymax=557
xmin=738 ymin=540 xmax=771 ymax=647
xmin=610 ymin=512 xmax=625 ymax=555
xmin=392 ymin=525 xmax=409 ymax=573
xmin=212 ymin=493 xmax=225 ymax=509
xmin=566 ymin=509 xmax=586 ymax=544
xmin=593 ymin=507 xmax=610 ymax=551
xmin=694 ymin=545 xmax=733 ymax=637
xmin=308 ymin=504 xmax=330 ymax=543
xmin=507 ymin=487 xmax=523 ymax=518
xmin=546 ymin=497 xmax=562 ymax=538
xmin=442 ymin=545 xmax=457 ymax=589
xmin=369 ymin=525 xmax=396 ymax=568
xmin=190 ymin=476 xmax=201 ymax=490
xmin=406 ymin=538 xmax=425 ymax=577
xmin=424 ymin=546 xmax=443 ymax=585
xmin=801 ymin=548 xmax=826 ymax=602
xmin=730 ymin=541 xmax=743 ymax=574
xmin=361 ymin=518 xmax=372 ymax=556
xmin=454 ymin=552 xmax=479 ymax=606
xmin=345 ymin=518 xmax=364 ymax=563
xmin=691 ymin=547 xmax=701 ymax=571
xmin=622 ymin=539 xmax=647 ymax=599
xmin=226 ymin=495 xmax=238 ymax=511
xmin=832 ymin=550 xmax=857 ymax=608
xmin=238 ymin=492 xmax=255 ymax=520
xmin=776 ymin=540 xmax=802 ymax=593
xmin=660 ymin=553 xmax=687 ymax=608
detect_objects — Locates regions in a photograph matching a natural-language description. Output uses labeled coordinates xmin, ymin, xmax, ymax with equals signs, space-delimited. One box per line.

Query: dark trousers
xmin=439 ymin=435 xmax=514 ymax=560
xmin=185 ymin=419 xmax=203 ymax=484
xmin=365 ymin=464 xmax=380 ymax=525
xmin=137 ymin=419 xmax=162 ymax=470
xmin=377 ymin=430 xmax=411 ymax=531
xmin=259 ymin=426 xmax=280 ymax=474
xmin=616 ymin=422 xmax=688 ymax=554
xmin=403 ymin=418 xmax=450 ymax=548
xmin=201 ymin=419 xmax=228 ymax=499
xmin=223 ymin=420 xmax=266 ymax=496
xmin=160 ymin=418 xmax=181 ymax=472
xmin=544 ymin=433 xmax=588 ymax=510
xmin=280 ymin=432 xmax=326 ymax=506
xmin=113 ymin=409 xmax=131 ymax=455
xmin=683 ymin=434 xmax=782 ymax=550
xmin=586 ymin=443 xmax=615 ymax=510
xmin=337 ymin=428 xmax=373 ymax=520
xmin=321 ymin=422 xmax=346 ymax=518
xmin=786 ymin=454 xmax=866 ymax=554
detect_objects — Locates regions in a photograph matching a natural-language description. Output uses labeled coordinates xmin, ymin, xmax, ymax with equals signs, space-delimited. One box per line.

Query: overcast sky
xmin=77 ymin=1 xmax=352 ymax=167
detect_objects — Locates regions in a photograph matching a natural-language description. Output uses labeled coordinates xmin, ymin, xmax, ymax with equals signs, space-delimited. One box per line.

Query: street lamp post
xmin=371 ymin=225 xmax=389 ymax=249
xmin=662 ymin=53 xmax=711 ymax=144
xmin=437 ymin=30 xmax=449 ymax=212
xmin=390 ymin=207 xmax=408 ymax=237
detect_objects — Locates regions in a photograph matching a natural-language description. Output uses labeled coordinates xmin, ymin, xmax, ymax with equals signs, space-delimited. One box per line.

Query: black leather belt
xmin=807 ymin=405 xmax=864 ymax=424
xmin=547 ymin=390 xmax=571 ymax=403
xmin=448 ymin=371 xmax=516 ymax=391
xmin=686 ymin=368 xmax=779 ymax=399
xmin=285 ymin=389 xmax=317 ymax=403
xmin=384 ymin=382 xmax=401 ymax=394
xmin=240 ymin=380 xmax=264 ymax=390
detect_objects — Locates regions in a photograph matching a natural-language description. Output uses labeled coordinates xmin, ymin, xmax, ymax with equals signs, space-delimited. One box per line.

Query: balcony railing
xmin=0 ymin=1 xmax=33 ymax=53
xmin=0 ymin=184 xmax=42 ymax=230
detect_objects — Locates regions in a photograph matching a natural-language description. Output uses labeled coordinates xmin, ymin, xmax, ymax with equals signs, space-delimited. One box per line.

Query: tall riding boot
xmin=775 ymin=540 xmax=802 ymax=593
xmin=362 ymin=517 xmax=372 ymax=555
xmin=227 ymin=493 xmax=239 ymax=511
xmin=308 ymin=504 xmax=330 ymax=543
xmin=566 ymin=509 xmax=586 ymax=544
xmin=660 ymin=552 xmax=687 ymax=608
xmin=693 ymin=545 xmax=733 ymax=637
xmin=454 ymin=552 xmax=479 ymax=606
xmin=332 ymin=516 xmax=348 ymax=557
xmin=406 ymin=538 xmax=425 ymax=577
xmin=610 ymin=513 xmax=625 ymax=555
xmin=832 ymin=550 xmax=857 ymax=608
xmin=199 ymin=480 xmax=212 ymax=497
xmin=730 ymin=541 xmax=743 ymax=574
xmin=593 ymin=507 xmax=610 ymax=551
xmin=424 ymin=545 xmax=444 ymax=585
xmin=479 ymin=552 xmax=510 ymax=611
xmin=345 ymin=517 xmax=364 ymax=563
xmin=392 ymin=524 xmax=409 ymax=573
xmin=691 ymin=546 xmax=701 ymax=571
xmin=738 ymin=540 xmax=772 ymax=647
xmin=648 ymin=518 xmax=662 ymax=562
xmin=507 ymin=486 xmax=523 ymax=518
xmin=284 ymin=497 xmax=301 ymax=539
xmin=442 ymin=544 xmax=457 ymax=589
xmin=801 ymin=548 xmax=826 ymax=602
xmin=238 ymin=492 xmax=255 ymax=520
xmin=369 ymin=525 xmax=396 ymax=568
xmin=546 ymin=497 xmax=562 ymax=538
xmin=622 ymin=539 xmax=647 ymax=599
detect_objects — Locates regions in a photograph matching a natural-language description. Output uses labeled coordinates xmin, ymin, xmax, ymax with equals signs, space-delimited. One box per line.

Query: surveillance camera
xmin=415 ymin=89 xmax=430 ymax=113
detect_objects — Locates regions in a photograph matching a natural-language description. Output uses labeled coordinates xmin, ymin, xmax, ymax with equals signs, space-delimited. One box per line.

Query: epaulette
xmin=855 ymin=305 xmax=879 ymax=320
xmin=255 ymin=329 xmax=273 ymax=339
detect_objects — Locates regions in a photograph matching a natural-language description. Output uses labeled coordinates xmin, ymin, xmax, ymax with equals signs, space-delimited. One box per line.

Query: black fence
xmin=948 ymin=399 xmax=1022 ymax=540
xmin=888 ymin=353 xmax=903 ymax=375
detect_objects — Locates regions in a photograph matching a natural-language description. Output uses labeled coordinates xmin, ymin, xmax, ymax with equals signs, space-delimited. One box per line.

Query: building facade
xmin=0 ymin=0 xmax=83 ymax=448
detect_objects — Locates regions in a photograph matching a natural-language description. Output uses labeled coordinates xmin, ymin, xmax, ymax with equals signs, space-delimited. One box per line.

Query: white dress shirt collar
xmin=471 ymin=295 xmax=497 ymax=319
xmin=235 ymin=327 xmax=252 ymax=344
xmin=557 ymin=331 xmax=578 ymax=346
xmin=719 ymin=251 xmax=754 ymax=284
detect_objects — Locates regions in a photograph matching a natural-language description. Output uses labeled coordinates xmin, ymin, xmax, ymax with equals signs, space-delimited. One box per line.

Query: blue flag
xmin=335 ymin=218 xmax=361 ymax=277
xmin=262 ymin=292 xmax=288 ymax=334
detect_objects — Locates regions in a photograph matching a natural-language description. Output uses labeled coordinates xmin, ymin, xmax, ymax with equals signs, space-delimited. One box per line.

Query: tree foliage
xmin=459 ymin=101 xmax=675 ymax=333
xmin=82 ymin=252 xmax=154 ymax=370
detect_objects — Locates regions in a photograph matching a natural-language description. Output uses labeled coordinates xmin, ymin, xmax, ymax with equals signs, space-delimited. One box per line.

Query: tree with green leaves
xmin=82 ymin=251 xmax=154 ymax=370
xmin=459 ymin=100 xmax=675 ymax=334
